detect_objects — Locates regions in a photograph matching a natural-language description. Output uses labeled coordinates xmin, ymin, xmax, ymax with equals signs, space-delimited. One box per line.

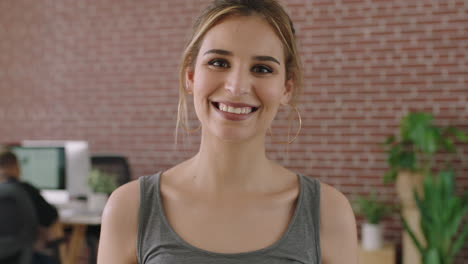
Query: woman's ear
xmin=280 ymin=79 xmax=294 ymax=105
xmin=185 ymin=67 xmax=195 ymax=94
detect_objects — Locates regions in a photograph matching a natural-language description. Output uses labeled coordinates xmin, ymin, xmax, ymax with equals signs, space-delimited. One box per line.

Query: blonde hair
xmin=177 ymin=0 xmax=303 ymax=137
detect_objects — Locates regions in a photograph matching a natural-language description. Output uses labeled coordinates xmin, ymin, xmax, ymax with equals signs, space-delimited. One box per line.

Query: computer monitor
xmin=19 ymin=140 xmax=91 ymax=204
xmin=10 ymin=146 xmax=66 ymax=190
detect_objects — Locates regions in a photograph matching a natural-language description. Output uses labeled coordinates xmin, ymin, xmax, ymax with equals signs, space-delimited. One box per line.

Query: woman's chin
xmin=206 ymin=128 xmax=258 ymax=143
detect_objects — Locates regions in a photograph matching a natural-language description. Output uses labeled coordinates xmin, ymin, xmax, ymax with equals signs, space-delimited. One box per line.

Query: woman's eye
xmin=251 ymin=65 xmax=273 ymax=74
xmin=208 ymin=59 xmax=229 ymax=68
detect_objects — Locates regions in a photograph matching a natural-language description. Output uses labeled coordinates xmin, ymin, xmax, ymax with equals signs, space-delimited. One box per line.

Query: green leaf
xmin=422 ymin=128 xmax=439 ymax=154
xmin=384 ymin=135 xmax=396 ymax=145
xmin=383 ymin=170 xmax=397 ymax=184
xmin=446 ymin=126 xmax=468 ymax=143
xmin=450 ymin=224 xmax=468 ymax=260
xmin=399 ymin=152 xmax=417 ymax=169
xmin=424 ymin=249 xmax=441 ymax=264
xmin=403 ymin=112 xmax=433 ymax=141
xmin=441 ymin=138 xmax=455 ymax=153
xmin=445 ymin=200 xmax=463 ymax=238
xmin=439 ymin=170 xmax=454 ymax=199
xmin=402 ymin=216 xmax=424 ymax=253
xmin=354 ymin=192 xmax=394 ymax=224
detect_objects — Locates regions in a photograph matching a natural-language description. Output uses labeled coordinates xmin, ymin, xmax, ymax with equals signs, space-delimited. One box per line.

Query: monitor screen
xmin=10 ymin=146 xmax=66 ymax=190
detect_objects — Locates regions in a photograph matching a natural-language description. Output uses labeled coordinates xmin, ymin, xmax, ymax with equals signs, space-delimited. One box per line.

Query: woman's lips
xmin=211 ymin=101 xmax=259 ymax=121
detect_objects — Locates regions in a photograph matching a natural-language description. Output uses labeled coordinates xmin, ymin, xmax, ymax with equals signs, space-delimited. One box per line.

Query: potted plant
xmin=383 ymin=112 xmax=467 ymax=184
xmin=382 ymin=111 xmax=467 ymax=264
xmin=402 ymin=170 xmax=468 ymax=264
xmin=87 ymin=168 xmax=118 ymax=211
xmin=354 ymin=192 xmax=395 ymax=250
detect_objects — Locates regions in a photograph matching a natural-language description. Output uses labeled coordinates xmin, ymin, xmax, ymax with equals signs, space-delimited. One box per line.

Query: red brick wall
xmin=1 ymin=0 xmax=467 ymax=262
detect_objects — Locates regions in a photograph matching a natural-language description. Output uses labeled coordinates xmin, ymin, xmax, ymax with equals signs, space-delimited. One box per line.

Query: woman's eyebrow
xmin=203 ymin=49 xmax=280 ymax=65
xmin=252 ymin=56 xmax=280 ymax=65
xmin=203 ymin=49 xmax=232 ymax=56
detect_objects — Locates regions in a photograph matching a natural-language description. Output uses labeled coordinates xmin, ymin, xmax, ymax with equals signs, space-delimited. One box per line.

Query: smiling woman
xmin=187 ymin=15 xmax=292 ymax=142
xmin=97 ymin=1 xmax=358 ymax=264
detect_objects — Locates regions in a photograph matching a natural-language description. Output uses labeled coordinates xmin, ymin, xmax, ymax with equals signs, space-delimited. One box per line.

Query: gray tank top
xmin=137 ymin=172 xmax=321 ymax=264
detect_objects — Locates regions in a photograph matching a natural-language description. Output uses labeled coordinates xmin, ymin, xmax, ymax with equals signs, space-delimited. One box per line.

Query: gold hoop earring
xmin=268 ymin=105 xmax=302 ymax=144
xmin=180 ymin=120 xmax=201 ymax=133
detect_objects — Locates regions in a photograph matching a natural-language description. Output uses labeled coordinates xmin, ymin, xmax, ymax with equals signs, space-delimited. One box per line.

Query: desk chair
xmin=0 ymin=183 xmax=38 ymax=264
xmin=87 ymin=154 xmax=132 ymax=263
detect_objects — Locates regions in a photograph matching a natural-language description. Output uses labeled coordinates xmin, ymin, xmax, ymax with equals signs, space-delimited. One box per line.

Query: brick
xmin=1 ymin=0 xmax=467 ymax=262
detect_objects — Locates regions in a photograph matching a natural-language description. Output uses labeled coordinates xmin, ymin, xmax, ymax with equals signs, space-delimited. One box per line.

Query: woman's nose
xmin=224 ymin=67 xmax=250 ymax=96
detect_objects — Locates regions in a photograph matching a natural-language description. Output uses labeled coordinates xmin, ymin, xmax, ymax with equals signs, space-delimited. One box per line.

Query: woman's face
xmin=186 ymin=15 xmax=293 ymax=142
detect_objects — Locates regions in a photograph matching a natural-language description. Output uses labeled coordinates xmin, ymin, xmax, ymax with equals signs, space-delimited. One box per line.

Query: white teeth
xmin=218 ymin=103 xmax=253 ymax=115
xmin=227 ymin=106 xmax=236 ymax=113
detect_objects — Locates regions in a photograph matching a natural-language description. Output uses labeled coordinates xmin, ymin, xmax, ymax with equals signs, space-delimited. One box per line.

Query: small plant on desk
xmin=87 ymin=169 xmax=117 ymax=211
xmin=88 ymin=169 xmax=117 ymax=194
xmin=354 ymin=192 xmax=395 ymax=251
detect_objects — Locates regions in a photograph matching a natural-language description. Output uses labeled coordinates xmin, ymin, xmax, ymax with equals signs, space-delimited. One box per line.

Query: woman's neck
xmin=184 ymin=132 xmax=276 ymax=193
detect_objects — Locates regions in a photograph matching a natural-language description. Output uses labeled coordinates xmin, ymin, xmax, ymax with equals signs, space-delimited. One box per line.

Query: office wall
xmin=1 ymin=0 xmax=467 ymax=262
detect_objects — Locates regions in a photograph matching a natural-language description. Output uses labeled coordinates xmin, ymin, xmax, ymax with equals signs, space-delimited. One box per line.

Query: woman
xmin=98 ymin=0 xmax=357 ymax=263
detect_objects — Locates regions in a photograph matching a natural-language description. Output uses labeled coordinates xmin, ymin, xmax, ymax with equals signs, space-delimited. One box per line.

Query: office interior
xmin=1 ymin=0 xmax=467 ymax=264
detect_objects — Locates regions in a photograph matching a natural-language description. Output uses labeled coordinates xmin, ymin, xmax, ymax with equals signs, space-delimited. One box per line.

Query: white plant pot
xmin=362 ymin=222 xmax=383 ymax=250
xmin=88 ymin=193 xmax=109 ymax=212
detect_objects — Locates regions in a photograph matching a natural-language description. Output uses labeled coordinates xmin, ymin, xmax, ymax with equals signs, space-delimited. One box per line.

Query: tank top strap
xmin=295 ymin=174 xmax=321 ymax=262
xmin=137 ymin=172 xmax=170 ymax=264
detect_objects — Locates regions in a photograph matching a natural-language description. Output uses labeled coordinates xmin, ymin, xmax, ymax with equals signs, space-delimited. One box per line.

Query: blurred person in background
xmin=0 ymin=150 xmax=59 ymax=264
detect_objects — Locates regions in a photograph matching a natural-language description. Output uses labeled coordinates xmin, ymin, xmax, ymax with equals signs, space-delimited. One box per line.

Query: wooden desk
xmin=52 ymin=204 xmax=102 ymax=264
xmin=359 ymin=243 xmax=395 ymax=264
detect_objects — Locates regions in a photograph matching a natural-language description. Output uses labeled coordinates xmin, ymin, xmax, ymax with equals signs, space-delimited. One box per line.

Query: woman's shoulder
xmin=98 ymin=179 xmax=141 ymax=263
xmin=318 ymin=181 xmax=358 ymax=263
xmin=109 ymin=179 xmax=140 ymax=204
xmin=102 ymin=179 xmax=140 ymax=226
xmin=319 ymin=182 xmax=350 ymax=209
xmin=299 ymin=176 xmax=354 ymax=221
xmin=103 ymin=171 xmax=164 ymax=221
xmin=319 ymin=181 xmax=355 ymax=230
